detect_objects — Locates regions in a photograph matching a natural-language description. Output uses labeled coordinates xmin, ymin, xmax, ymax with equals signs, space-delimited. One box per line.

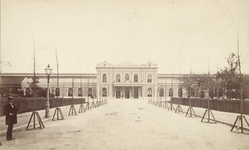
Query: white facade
xmin=96 ymin=61 xmax=158 ymax=99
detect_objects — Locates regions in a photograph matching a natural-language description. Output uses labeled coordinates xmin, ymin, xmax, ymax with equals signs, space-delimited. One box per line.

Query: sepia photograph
xmin=0 ymin=0 xmax=249 ymax=149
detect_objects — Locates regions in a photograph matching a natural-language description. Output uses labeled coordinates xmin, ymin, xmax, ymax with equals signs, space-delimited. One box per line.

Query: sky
xmin=1 ymin=0 xmax=249 ymax=74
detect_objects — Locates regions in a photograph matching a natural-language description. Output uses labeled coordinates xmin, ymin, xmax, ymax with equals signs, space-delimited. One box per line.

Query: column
xmin=132 ymin=86 xmax=133 ymax=99
xmin=123 ymin=86 xmax=124 ymax=98
xmin=141 ymin=86 xmax=143 ymax=98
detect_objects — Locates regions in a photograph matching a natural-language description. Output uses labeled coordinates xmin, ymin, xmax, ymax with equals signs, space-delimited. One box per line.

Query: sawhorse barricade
xmin=201 ymin=109 xmax=216 ymax=123
xmin=158 ymin=101 xmax=164 ymax=107
xmin=90 ymin=100 xmax=97 ymax=109
xmin=185 ymin=106 xmax=196 ymax=117
xmin=175 ymin=105 xmax=183 ymax=113
xmin=167 ymin=102 xmax=175 ymax=111
xmin=79 ymin=103 xmax=86 ymax=113
xmin=148 ymin=98 xmax=152 ymax=104
xmin=162 ymin=101 xmax=169 ymax=109
xmin=26 ymin=111 xmax=45 ymax=130
xmin=52 ymin=107 xmax=64 ymax=121
xmin=85 ymin=102 xmax=91 ymax=110
xmin=68 ymin=104 xmax=77 ymax=116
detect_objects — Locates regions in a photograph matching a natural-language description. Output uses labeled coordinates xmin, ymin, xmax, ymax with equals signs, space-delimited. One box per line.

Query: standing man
xmin=4 ymin=96 xmax=18 ymax=141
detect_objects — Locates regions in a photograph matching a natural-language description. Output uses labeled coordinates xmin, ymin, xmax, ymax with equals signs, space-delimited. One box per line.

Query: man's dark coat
xmin=4 ymin=103 xmax=18 ymax=125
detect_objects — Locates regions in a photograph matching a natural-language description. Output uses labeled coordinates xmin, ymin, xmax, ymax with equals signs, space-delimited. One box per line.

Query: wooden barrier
xmin=0 ymin=97 xmax=85 ymax=117
xmin=171 ymin=97 xmax=249 ymax=115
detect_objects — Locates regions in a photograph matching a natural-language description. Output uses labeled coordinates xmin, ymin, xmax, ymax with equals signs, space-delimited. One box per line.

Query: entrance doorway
xmin=125 ymin=88 xmax=129 ymax=98
xmin=148 ymin=88 xmax=152 ymax=97
xmin=116 ymin=88 xmax=121 ymax=98
xmin=102 ymin=88 xmax=107 ymax=97
xmin=134 ymin=88 xmax=138 ymax=99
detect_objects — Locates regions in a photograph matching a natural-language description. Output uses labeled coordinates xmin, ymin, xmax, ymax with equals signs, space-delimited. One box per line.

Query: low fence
xmin=171 ymin=97 xmax=249 ymax=115
xmin=0 ymin=97 xmax=85 ymax=117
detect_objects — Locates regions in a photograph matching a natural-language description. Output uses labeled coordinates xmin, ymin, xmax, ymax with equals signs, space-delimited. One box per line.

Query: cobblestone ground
xmin=1 ymin=99 xmax=249 ymax=150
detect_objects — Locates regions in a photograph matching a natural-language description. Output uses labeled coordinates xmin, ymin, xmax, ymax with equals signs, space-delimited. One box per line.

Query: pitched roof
xmin=0 ymin=76 xmax=25 ymax=85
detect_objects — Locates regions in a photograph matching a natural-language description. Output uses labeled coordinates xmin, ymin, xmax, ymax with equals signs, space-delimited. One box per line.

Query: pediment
xmin=142 ymin=61 xmax=157 ymax=67
xmin=96 ymin=61 xmax=113 ymax=67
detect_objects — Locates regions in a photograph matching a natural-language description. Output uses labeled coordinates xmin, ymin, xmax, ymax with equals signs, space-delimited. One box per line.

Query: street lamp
xmin=45 ymin=64 xmax=52 ymax=118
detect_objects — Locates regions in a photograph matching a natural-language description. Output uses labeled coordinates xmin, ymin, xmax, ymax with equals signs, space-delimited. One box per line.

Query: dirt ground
xmin=0 ymin=99 xmax=249 ymax=150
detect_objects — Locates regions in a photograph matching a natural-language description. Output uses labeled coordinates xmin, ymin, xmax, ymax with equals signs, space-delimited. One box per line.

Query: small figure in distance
xmin=4 ymin=96 xmax=18 ymax=141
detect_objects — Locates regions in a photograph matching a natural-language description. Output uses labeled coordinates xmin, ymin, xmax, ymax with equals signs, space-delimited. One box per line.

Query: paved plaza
xmin=0 ymin=99 xmax=249 ymax=150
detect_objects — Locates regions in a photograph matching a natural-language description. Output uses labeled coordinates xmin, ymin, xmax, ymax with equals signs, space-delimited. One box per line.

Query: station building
xmin=1 ymin=61 xmax=184 ymax=99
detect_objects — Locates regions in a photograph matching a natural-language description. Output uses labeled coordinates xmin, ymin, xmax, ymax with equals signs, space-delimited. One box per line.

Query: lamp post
xmin=45 ymin=64 xmax=52 ymax=118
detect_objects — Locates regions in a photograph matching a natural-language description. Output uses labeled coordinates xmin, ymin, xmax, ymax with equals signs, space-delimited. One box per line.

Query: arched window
xmin=26 ymin=88 xmax=30 ymax=96
xmin=88 ymin=88 xmax=92 ymax=97
xmin=125 ymin=74 xmax=129 ymax=81
xmin=116 ymin=74 xmax=120 ymax=82
xmin=78 ymin=88 xmax=82 ymax=97
xmin=148 ymin=88 xmax=152 ymax=97
xmin=178 ymin=88 xmax=182 ymax=97
xmin=169 ymin=88 xmax=173 ymax=97
xmin=134 ymin=74 xmax=138 ymax=82
xmin=102 ymin=88 xmax=107 ymax=97
xmin=147 ymin=74 xmax=152 ymax=83
xmin=102 ymin=74 xmax=107 ymax=82
xmin=55 ymin=88 xmax=60 ymax=97
xmin=68 ymin=88 xmax=73 ymax=96
xmin=159 ymin=88 xmax=164 ymax=97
